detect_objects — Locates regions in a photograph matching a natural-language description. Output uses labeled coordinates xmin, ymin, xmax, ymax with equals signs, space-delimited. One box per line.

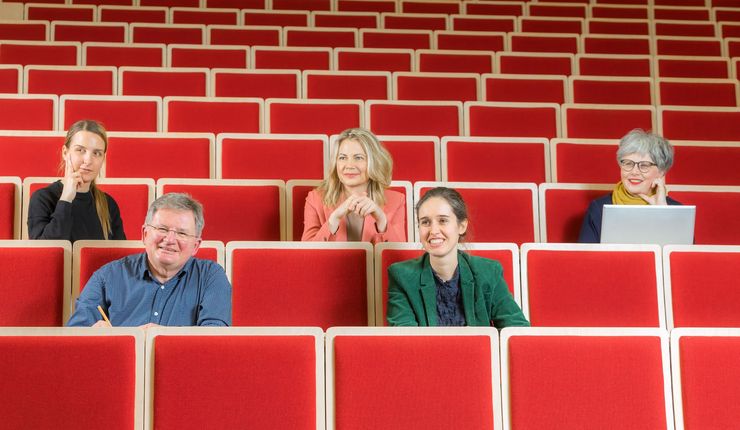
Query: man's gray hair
xmin=145 ymin=193 xmax=205 ymax=236
xmin=616 ymin=129 xmax=674 ymax=172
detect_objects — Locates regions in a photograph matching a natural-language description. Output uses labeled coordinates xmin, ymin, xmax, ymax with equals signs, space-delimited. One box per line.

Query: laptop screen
xmin=601 ymin=205 xmax=696 ymax=246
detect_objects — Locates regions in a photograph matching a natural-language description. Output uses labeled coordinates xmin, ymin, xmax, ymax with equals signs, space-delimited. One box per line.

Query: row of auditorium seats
xmin=2 ymin=49 xmax=740 ymax=79
xmin=3 ymin=66 xmax=740 ymax=108
xmin=2 ymin=33 xmax=740 ymax=58
xmin=6 ymin=1 xmax=740 ymax=22
xmin=0 ymin=326 xmax=737 ymax=429
xmin=3 ymin=132 xmax=739 ymax=185
xmin=2 ymin=177 xmax=739 ymax=243
xmin=3 ymin=95 xmax=740 ymax=140
xmin=4 ymin=13 xmax=740 ymax=38
xmin=1 ymin=239 xmax=738 ymax=329
xmin=3 ymin=0 xmax=740 ymax=12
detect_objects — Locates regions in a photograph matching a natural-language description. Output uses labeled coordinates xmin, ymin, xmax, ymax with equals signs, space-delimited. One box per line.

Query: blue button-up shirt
xmin=67 ymin=253 xmax=232 ymax=327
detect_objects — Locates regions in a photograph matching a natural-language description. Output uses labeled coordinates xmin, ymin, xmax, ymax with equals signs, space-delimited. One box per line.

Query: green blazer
xmin=387 ymin=251 xmax=530 ymax=328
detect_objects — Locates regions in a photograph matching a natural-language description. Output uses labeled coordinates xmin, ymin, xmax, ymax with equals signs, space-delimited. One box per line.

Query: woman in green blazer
xmin=387 ymin=187 xmax=530 ymax=328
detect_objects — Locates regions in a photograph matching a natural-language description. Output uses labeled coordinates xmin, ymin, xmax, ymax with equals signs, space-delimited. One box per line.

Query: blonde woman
xmin=28 ymin=119 xmax=125 ymax=242
xmin=302 ymin=128 xmax=406 ymax=244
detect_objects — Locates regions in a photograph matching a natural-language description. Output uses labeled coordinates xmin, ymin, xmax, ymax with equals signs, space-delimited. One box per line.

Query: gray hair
xmin=616 ymin=129 xmax=674 ymax=172
xmin=145 ymin=193 xmax=205 ymax=236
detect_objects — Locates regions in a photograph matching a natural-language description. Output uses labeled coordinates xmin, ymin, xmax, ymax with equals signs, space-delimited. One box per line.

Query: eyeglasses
xmin=146 ymin=224 xmax=198 ymax=241
xmin=619 ymin=159 xmax=657 ymax=173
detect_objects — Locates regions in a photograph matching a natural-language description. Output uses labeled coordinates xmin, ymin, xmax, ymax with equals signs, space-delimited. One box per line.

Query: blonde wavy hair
xmin=318 ymin=128 xmax=393 ymax=207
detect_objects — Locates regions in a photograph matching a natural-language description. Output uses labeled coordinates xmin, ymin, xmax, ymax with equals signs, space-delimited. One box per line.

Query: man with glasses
xmin=67 ymin=193 xmax=231 ymax=327
xmin=578 ymin=129 xmax=681 ymax=243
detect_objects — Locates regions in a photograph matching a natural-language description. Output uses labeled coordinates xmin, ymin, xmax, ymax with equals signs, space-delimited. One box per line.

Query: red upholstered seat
xmin=484 ymin=74 xmax=567 ymax=104
xmin=217 ymin=133 xmax=326 ymax=181
xmin=659 ymin=106 xmax=740 ymax=141
xmin=496 ymin=52 xmax=574 ymax=75
xmin=120 ymin=67 xmax=209 ymax=98
xmin=25 ymin=65 xmax=117 ymax=96
xmin=158 ymin=179 xmax=284 ymax=242
xmin=576 ymin=53 xmax=653 ymax=77
xmin=266 ymin=99 xmax=362 ymax=135
xmin=664 ymin=247 xmax=740 ymax=328
xmin=228 ymin=243 xmax=372 ymax=327
xmin=106 ymin=133 xmax=213 ymax=180
xmin=366 ymin=100 xmax=462 ymax=137
xmin=313 ymin=11 xmax=379 ymax=28
xmin=334 ymin=47 xmax=414 ymax=72
xmin=207 ymin=25 xmax=281 ymax=47
xmin=130 ymin=23 xmax=205 ymax=44
xmin=328 ymin=327 xmax=501 ymax=429
xmin=252 ymin=46 xmax=332 ymax=70
xmin=0 ymin=242 xmax=70 ymax=326
xmin=562 ymin=103 xmax=655 ymax=139
xmin=655 ymin=55 xmax=731 ymax=79
xmin=669 ymin=185 xmax=740 ymax=245
xmin=0 ymin=65 xmax=21 ymax=93
xmin=0 ymin=132 xmax=62 ymax=179
xmin=569 ymin=76 xmax=654 ymax=105
xmin=581 ymin=34 xmax=652 ymax=55
xmin=360 ymin=28 xmax=433 ymax=50
xmin=98 ymin=5 xmax=168 ymax=24
xmin=656 ymin=78 xmax=739 ymax=107
xmin=61 ymin=95 xmax=161 ymax=132
xmin=655 ymin=36 xmax=723 ymax=56
xmin=336 ymin=0 xmax=396 ymax=13
xmin=463 ymin=1 xmax=524 ymax=16
xmin=382 ymin=12 xmax=448 ymax=31
xmin=82 ymin=42 xmax=165 ymax=67
xmin=212 ymin=69 xmax=299 ymax=98
xmin=286 ymin=179 xmax=319 ymax=241
xmin=394 ymin=72 xmax=480 ymax=102
xmin=26 ymin=4 xmax=95 ymax=21
xmin=670 ymin=141 xmax=740 ymax=186
xmin=509 ymin=32 xmax=580 ymax=54
xmin=449 ymin=15 xmax=515 ymax=32
xmin=0 ymin=21 xmax=48 ymax=41
xmin=443 ymin=136 xmax=549 ymax=183
xmin=587 ymin=18 xmax=651 ymax=35
xmin=284 ymin=27 xmax=358 ymax=48
xmin=502 ymin=328 xmax=672 ymax=430
xmin=304 ymin=70 xmax=391 ymax=100
xmin=52 ymin=21 xmax=127 ymax=43
xmin=148 ymin=328 xmax=322 ymax=429
xmin=380 ymin=135 xmax=440 ymax=182
xmin=549 ymin=138 xmax=620 ymax=184
xmin=671 ymin=328 xmax=740 ymax=430
xmin=435 ymin=30 xmax=507 ymax=52
xmin=402 ymin=0 xmax=460 ymax=15
xmin=465 ymin=102 xmax=561 ymax=138
xmin=272 ymin=0 xmax=331 ymax=11
xmin=0 ymin=95 xmax=55 ymax=129
xmin=416 ymin=181 xmax=539 ymax=244
xmin=537 ymin=183 xmax=614 ymax=243
xmin=0 ymin=177 xmax=20 ymax=240
xmin=0 ymin=328 xmax=142 ymax=428
xmin=242 ymin=9 xmax=309 ymax=26
xmin=417 ymin=49 xmax=495 ymax=74
xmin=521 ymin=244 xmax=664 ymax=327
xmin=164 ymin=97 xmax=263 ymax=134
xmin=168 ymin=44 xmax=249 ymax=69
xmin=0 ymin=41 xmax=80 ymax=66
xmin=518 ymin=16 xmax=584 ymax=34
xmin=170 ymin=7 xmax=239 ymax=25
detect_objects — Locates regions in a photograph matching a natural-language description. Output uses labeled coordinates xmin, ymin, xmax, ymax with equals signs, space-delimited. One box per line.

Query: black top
xmin=27 ymin=181 xmax=126 ymax=242
xmin=433 ymin=267 xmax=465 ymax=327
xmin=578 ymin=193 xmax=682 ymax=243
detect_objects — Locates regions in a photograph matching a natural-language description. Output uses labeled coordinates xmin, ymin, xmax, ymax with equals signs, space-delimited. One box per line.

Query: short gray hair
xmin=145 ymin=193 xmax=205 ymax=236
xmin=616 ymin=129 xmax=674 ymax=172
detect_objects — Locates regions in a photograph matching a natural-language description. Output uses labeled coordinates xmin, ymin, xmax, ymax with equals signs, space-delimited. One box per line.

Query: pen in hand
xmin=97 ymin=305 xmax=112 ymax=327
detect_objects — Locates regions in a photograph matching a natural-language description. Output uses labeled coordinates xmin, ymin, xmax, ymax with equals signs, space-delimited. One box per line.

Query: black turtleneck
xmin=27 ymin=181 xmax=125 ymax=242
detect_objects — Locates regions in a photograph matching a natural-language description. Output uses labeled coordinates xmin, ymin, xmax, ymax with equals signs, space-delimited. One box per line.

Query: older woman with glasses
xmin=579 ymin=129 xmax=681 ymax=243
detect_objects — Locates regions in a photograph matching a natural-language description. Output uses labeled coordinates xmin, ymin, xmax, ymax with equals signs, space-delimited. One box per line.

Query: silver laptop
xmin=601 ymin=205 xmax=696 ymax=246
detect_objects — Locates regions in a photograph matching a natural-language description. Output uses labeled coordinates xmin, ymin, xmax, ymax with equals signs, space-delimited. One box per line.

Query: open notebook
xmin=601 ymin=205 xmax=696 ymax=246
